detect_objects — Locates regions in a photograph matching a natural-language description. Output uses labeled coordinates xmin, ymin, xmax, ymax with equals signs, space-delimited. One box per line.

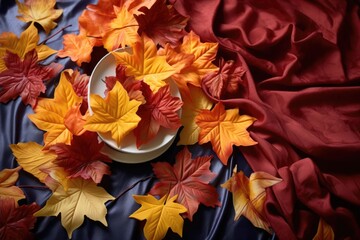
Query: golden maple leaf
xmin=84 ymin=81 xmax=142 ymax=147
xmin=130 ymin=194 xmax=187 ymax=240
xmin=0 ymin=166 xmax=25 ymax=203
xmin=28 ymin=73 xmax=85 ymax=147
xmin=103 ymin=5 xmax=140 ymax=51
xmin=160 ymin=31 xmax=218 ymax=96
xmin=9 ymin=142 xmax=70 ymax=191
xmin=178 ymin=85 xmax=213 ymax=145
xmin=57 ymin=33 xmax=97 ymax=66
xmin=16 ymin=0 xmax=63 ymax=34
xmin=313 ymin=218 xmax=335 ymax=240
xmin=221 ymin=166 xmax=282 ymax=233
xmin=0 ymin=23 xmax=57 ymax=72
xmin=113 ymin=34 xmax=176 ymax=92
xmin=34 ymin=178 xmax=115 ymax=238
xmin=195 ymin=102 xmax=257 ymax=165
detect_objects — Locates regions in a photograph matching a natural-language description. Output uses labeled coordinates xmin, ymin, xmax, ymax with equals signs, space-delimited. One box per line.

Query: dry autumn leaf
xmin=34 ymin=178 xmax=115 ymax=238
xmin=0 ymin=167 xmax=25 ymax=203
xmin=221 ymin=166 xmax=282 ymax=232
xmin=130 ymin=194 xmax=187 ymax=240
xmin=178 ymin=85 xmax=213 ymax=145
xmin=149 ymin=147 xmax=220 ymax=221
xmin=58 ymin=34 xmax=97 ymax=66
xmin=84 ymin=81 xmax=142 ymax=147
xmin=16 ymin=0 xmax=63 ymax=34
xmin=28 ymin=73 xmax=86 ymax=147
xmin=313 ymin=218 xmax=335 ymax=240
xmin=113 ymin=34 xmax=176 ymax=92
xmin=133 ymin=81 xmax=182 ymax=148
xmin=160 ymin=31 xmax=218 ymax=96
xmin=195 ymin=102 xmax=257 ymax=165
xmin=49 ymin=131 xmax=112 ymax=184
xmin=0 ymin=23 xmax=57 ymax=72
xmin=0 ymin=198 xmax=40 ymax=240
xmin=0 ymin=50 xmax=62 ymax=108
xmin=135 ymin=0 xmax=189 ymax=47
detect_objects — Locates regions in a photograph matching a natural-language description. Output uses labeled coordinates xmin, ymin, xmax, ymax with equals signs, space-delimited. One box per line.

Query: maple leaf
xmin=134 ymin=82 xmax=182 ymax=148
xmin=9 ymin=142 xmax=70 ymax=191
xmin=58 ymin=34 xmax=97 ymax=66
xmin=84 ymin=81 xmax=142 ymax=147
xmin=130 ymin=194 xmax=187 ymax=240
xmin=221 ymin=166 xmax=282 ymax=232
xmin=0 ymin=198 xmax=40 ymax=240
xmin=16 ymin=0 xmax=63 ymax=34
xmin=105 ymin=65 xmax=145 ymax=103
xmin=113 ymin=34 xmax=177 ymax=92
xmin=160 ymin=31 xmax=218 ymax=96
xmin=28 ymin=73 xmax=85 ymax=147
xmin=202 ymin=58 xmax=246 ymax=99
xmin=149 ymin=147 xmax=220 ymax=221
xmin=0 ymin=50 xmax=62 ymax=108
xmin=313 ymin=218 xmax=335 ymax=240
xmin=0 ymin=167 xmax=25 ymax=203
xmin=103 ymin=6 xmax=140 ymax=51
xmin=195 ymin=102 xmax=257 ymax=165
xmin=135 ymin=0 xmax=189 ymax=47
xmin=178 ymin=85 xmax=213 ymax=145
xmin=0 ymin=23 xmax=57 ymax=72
xmin=34 ymin=178 xmax=115 ymax=238
xmin=49 ymin=131 xmax=112 ymax=184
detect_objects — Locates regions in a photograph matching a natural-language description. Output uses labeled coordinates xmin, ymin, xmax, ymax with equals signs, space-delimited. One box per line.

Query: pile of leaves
xmin=0 ymin=0 xmax=334 ymax=239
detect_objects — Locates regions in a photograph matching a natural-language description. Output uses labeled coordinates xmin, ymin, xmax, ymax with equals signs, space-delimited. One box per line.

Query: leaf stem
xmin=114 ymin=175 xmax=154 ymax=201
xmin=39 ymin=24 xmax=72 ymax=45
xmin=18 ymin=185 xmax=49 ymax=190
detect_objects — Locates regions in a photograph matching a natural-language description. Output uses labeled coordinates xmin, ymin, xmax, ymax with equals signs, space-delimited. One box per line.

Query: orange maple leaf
xmin=221 ymin=166 xmax=282 ymax=233
xmin=195 ymin=102 xmax=257 ymax=165
xmin=0 ymin=166 xmax=25 ymax=203
xmin=84 ymin=81 xmax=142 ymax=147
xmin=58 ymin=34 xmax=97 ymax=66
xmin=102 ymin=5 xmax=140 ymax=51
xmin=159 ymin=31 xmax=218 ymax=96
xmin=113 ymin=34 xmax=177 ymax=92
xmin=16 ymin=0 xmax=63 ymax=34
xmin=313 ymin=218 xmax=335 ymax=240
xmin=28 ymin=73 xmax=86 ymax=147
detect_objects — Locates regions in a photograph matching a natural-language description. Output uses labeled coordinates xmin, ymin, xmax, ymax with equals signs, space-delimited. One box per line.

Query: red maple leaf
xmin=0 ymin=198 xmax=40 ymax=240
xmin=202 ymin=58 xmax=245 ymax=99
xmin=0 ymin=50 xmax=62 ymax=108
xmin=149 ymin=147 xmax=221 ymax=221
xmin=135 ymin=0 xmax=188 ymax=47
xmin=49 ymin=131 xmax=112 ymax=184
xmin=133 ymin=81 xmax=182 ymax=148
xmin=105 ymin=64 xmax=144 ymax=103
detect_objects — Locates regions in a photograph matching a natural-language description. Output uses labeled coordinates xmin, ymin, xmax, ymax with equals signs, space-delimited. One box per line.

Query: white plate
xmin=88 ymin=48 xmax=181 ymax=163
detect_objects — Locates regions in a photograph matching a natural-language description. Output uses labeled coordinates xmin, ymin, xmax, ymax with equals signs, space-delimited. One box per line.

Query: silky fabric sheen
xmin=173 ymin=0 xmax=360 ymax=239
xmin=0 ymin=1 xmax=274 ymax=239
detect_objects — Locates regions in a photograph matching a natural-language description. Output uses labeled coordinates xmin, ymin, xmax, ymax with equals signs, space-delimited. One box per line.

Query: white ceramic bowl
xmin=88 ymin=48 xmax=181 ymax=163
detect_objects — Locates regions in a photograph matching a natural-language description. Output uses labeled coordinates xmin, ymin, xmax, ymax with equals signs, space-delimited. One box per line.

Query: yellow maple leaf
xmin=195 ymin=102 xmax=257 ymax=165
xmin=313 ymin=218 xmax=335 ymax=240
xmin=85 ymin=81 xmax=141 ymax=147
xmin=34 ymin=178 xmax=115 ymax=238
xmin=130 ymin=194 xmax=187 ymax=240
xmin=103 ymin=5 xmax=140 ymax=51
xmin=113 ymin=34 xmax=176 ymax=92
xmin=0 ymin=23 xmax=57 ymax=72
xmin=160 ymin=31 xmax=218 ymax=96
xmin=57 ymin=33 xmax=97 ymax=66
xmin=16 ymin=0 xmax=63 ymax=34
xmin=0 ymin=166 xmax=25 ymax=203
xmin=178 ymin=85 xmax=213 ymax=145
xmin=28 ymin=73 xmax=85 ymax=147
xmin=221 ymin=166 xmax=282 ymax=232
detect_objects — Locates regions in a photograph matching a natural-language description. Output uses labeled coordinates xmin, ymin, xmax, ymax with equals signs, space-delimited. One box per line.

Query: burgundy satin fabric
xmin=173 ymin=0 xmax=360 ymax=239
